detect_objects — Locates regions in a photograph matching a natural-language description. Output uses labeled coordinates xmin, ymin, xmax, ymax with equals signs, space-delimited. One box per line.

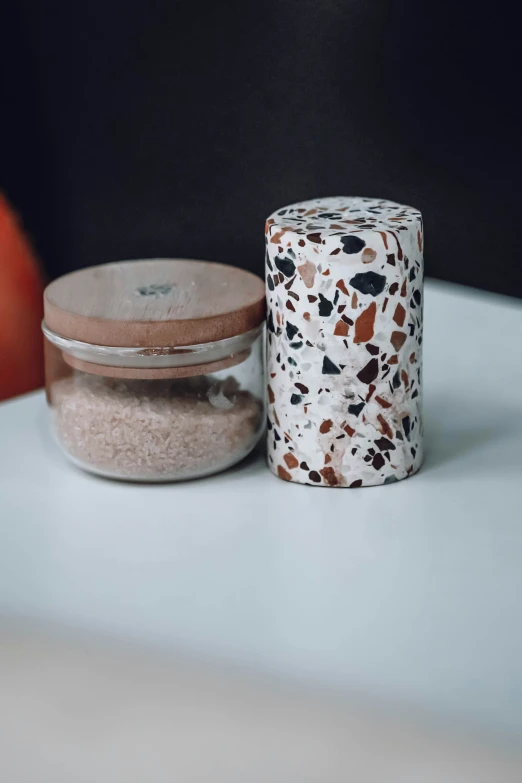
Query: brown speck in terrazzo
xmin=375 ymin=395 xmax=392 ymax=408
xmin=334 ymin=320 xmax=349 ymax=336
xmin=400 ymin=279 xmax=407 ymax=297
xmin=283 ymin=452 xmax=299 ymax=470
xmin=389 ymin=282 xmax=399 ymax=295
xmin=320 ymin=467 xmax=339 ymax=486
xmin=362 ymin=248 xmax=377 ymax=264
xmin=344 ymin=424 xmax=355 ymax=437
xmin=351 ymin=292 xmax=358 ymax=309
xmin=393 ymin=303 xmax=406 ymax=327
xmin=388 ymin=354 xmax=398 ymax=365
xmin=410 ymin=352 xmax=416 ymax=363
xmin=390 ymin=331 xmax=407 ymax=351
xmin=366 ymin=383 xmax=376 ymax=401
xmin=277 ymin=465 xmax=292 ymax=481
xmin=354 ymin=302 xmax=376 ymax=343
xmin=320 ymin=419 xmax=333 ymax=433
xmin=270 ymin=227 xmax=290 ymax=245
xmin=336 ymin=279 xmax=349 ymax=295
xmin=377 ymin=414 xmax=393 ymax=439
xmin=389 ymin=231 xmax=403 ymax=260
xmin=297 ymin=260 xmax=317 ymax=289
xmin=267 ymin=385 xmax=275 ymax=404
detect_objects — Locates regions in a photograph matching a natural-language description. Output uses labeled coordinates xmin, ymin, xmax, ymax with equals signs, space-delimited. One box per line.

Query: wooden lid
xmin=44 ymin=259 xmax=265 ymax=347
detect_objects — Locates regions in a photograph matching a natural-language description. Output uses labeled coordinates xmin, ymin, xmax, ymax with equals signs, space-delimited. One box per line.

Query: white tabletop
xmin=1 ymin=280 xmax=522 ymax=741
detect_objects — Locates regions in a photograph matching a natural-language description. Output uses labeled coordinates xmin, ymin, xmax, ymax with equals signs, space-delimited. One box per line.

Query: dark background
xmin=2 ymin=1 xmax=520 ymax=296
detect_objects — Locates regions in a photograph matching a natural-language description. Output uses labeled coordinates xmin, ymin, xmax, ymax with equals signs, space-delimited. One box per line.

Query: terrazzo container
xmin=265 ymin=196 xmax=423 ymax=487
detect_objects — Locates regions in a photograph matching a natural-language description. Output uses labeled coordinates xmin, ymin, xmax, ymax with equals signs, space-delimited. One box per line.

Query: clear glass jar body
xmin=43 ymin=326 xmax=265 ymax=482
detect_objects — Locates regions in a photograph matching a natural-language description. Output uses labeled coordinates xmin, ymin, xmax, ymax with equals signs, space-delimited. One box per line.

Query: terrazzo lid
xmin=266 ymin=196 xmax=422 ymax=238
xmin=44 ymin=259 xmax=265 ymax=347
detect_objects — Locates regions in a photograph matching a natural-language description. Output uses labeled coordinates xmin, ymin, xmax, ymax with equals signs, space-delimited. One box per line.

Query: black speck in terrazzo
xmin=318 ymin=294 xmax=334 ymax=317
xmin=286 ymin=322 xmax=299 ymax=340
xmin=267 ymin=274 xmax=275 ymax=291
xmin=267 ymin=311 xmax=275 ymax=333
xmin=350 ymin=479 xmax=363 ymax=488
xmin=287 ymin=248 xmax=296 ymax=259
xmin=267 ymin=417 xmax=272 ymax=430
xmin=372 ymin=453 xmax=385 ymax=470
xmin=333 ymin=289 xmax=339 ymax=305
xmin=288 ymin=356 xmax=297 ymax=366
xmin=387 ymin=254 xmax=396 ymax=266
xmin=322 ymin=356 xmax=341 ymax=375
xmin=402 ymin=416 xmax=411 ymax=440
xmin=276 ymin=353 xmax=281 ymax=363
xmin=375 ymin=437 xmax=396 ymax=451
xmin=290 ymin=341 xmax=303 ymax=349
xmin=357 ymin=358 xmax=379 ymax=385
xmin=341 ymin=235 xmax=366 ymax=254
xmin=392 ymin=370 xmax=401 ymax=389
xmin=409 ymin=323 xmax=415 ymax=336
xmin=366 ymin=343 xmax=379 ymax=356
xmin=318 ymin=212 xmax=341 ymax=220
xmin=413 ymin=289 xmax=422 ymax=306
xmin=350 ymin=271 xmax=387 ymax=297
xmin=274 ymin=430 xmax=281 ymax=441
xmin=411 ymin=447 xmax=417 ymax=458
xmin=412 ymin=389 xmax=419 ymax=399
xmin=348 ymin=401 xmax=365 ymax=417
xmin=309 ymin=471 xmax=321 ymax=483
xmin=409 ymin=267 xmax=416 ymax=282
xmin=290 ymin=393 xmax=302 ymax=405
xmin=384 ymin=475 xmax=398 ymax=484
xmin=275 ymin=255 xmax=296 ymax=278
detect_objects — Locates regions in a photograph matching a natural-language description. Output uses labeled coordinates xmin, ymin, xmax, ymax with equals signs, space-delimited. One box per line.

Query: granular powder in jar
xmin=51 ymin=373 xmax=262 ymax=480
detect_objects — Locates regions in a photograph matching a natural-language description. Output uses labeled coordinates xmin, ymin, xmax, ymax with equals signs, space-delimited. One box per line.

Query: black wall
xmin=2 ymin=1 xmax=520 ymax=296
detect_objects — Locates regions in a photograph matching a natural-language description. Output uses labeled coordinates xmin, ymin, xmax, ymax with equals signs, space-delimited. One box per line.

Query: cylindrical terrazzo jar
xmin=265 ymin=197 xmax=423 ymax=487
xmin=43 ymin=259 xmax=265 ymax=482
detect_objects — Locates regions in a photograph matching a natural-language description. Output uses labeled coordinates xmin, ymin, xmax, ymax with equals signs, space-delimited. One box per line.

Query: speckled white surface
xmin=265 ymin=196 xmax=423 ymax=487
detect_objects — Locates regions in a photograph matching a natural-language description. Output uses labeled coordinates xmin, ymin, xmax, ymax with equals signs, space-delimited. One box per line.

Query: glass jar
xmin=42 ymin=260 xmax=265 ymax=481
